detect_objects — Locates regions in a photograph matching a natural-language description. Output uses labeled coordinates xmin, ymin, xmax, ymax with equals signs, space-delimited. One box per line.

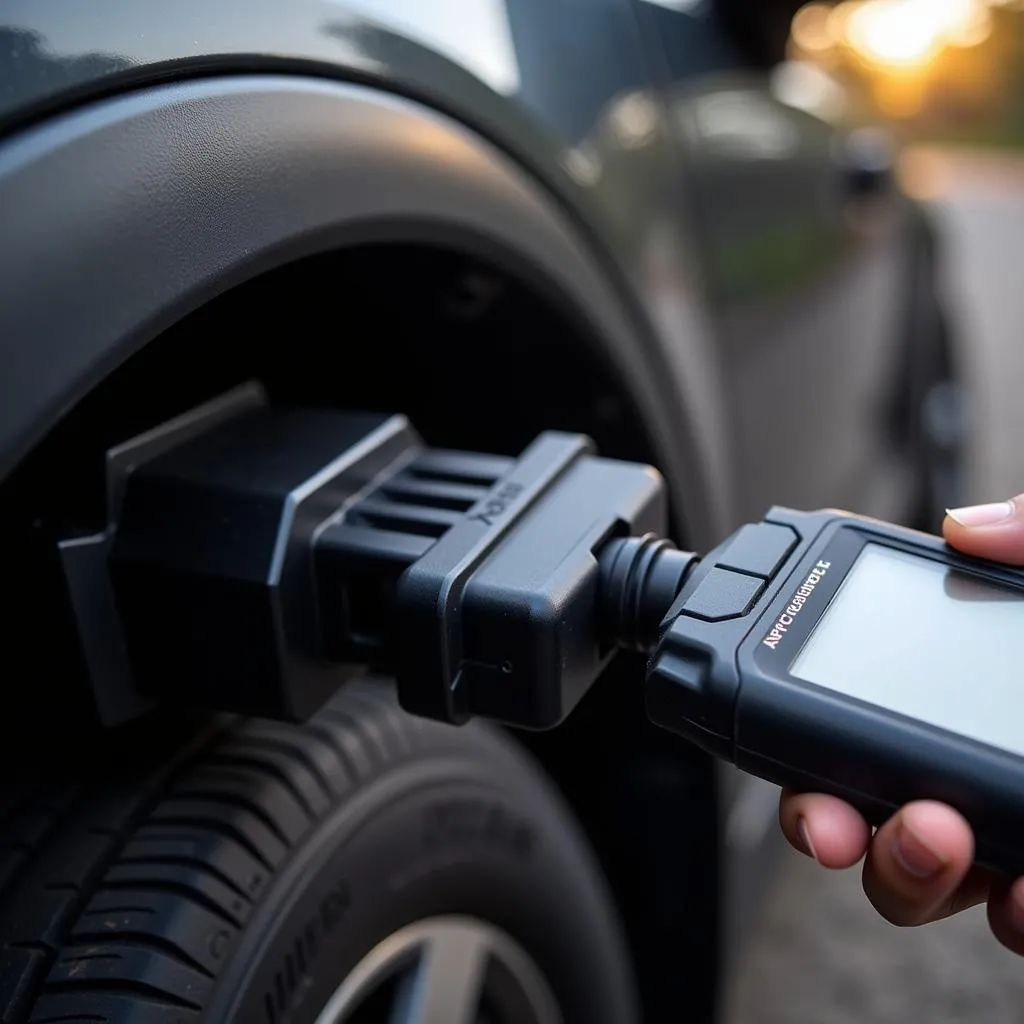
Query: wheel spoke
xmin=389 ymin=922 xmax=490 ymax=1024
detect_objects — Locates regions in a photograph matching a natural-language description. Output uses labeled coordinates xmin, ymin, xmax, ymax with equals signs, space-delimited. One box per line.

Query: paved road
xmin=724 ymin=149 xmax=1024 ymax=1024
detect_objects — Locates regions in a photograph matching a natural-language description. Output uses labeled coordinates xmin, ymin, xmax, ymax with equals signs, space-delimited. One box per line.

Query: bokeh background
xmin=727 ymin=2 xmax=1024 ymax=1020
xmin=779 ymin=0 xmax=1024 ymax=145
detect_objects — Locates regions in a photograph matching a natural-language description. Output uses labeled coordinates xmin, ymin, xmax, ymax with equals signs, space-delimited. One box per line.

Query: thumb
xmin=943 ymin=495 xmax=1024 ymax=566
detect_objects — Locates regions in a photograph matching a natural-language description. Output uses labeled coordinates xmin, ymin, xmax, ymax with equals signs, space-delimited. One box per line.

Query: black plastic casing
xmin=107 ymin=401 xmax=420 ymax=722
xmin=321 ymin=433 xmax=669 ymax=728
xmin=647 ymin=508 xmax=1024 ymax=876
xmin=61 ymin=388 xmax=673 ymax=729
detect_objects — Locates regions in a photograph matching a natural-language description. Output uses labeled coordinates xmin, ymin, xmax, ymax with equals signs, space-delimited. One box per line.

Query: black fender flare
xmin=0 ymin=74 xmax=732 ymax=546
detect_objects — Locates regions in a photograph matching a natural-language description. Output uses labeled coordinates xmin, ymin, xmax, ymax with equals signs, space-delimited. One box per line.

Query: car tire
xmin=0 ymin=680 xmax=638 ymax=1024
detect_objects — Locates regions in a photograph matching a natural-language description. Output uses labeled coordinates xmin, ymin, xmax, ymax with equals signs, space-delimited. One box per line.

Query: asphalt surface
xmin=724 ymin=149 xmax=1024 ymax=1024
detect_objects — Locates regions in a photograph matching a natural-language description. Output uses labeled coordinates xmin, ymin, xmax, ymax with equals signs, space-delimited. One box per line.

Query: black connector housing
xmin=110 ymin=405 xmax=418 ymax=721
xmin=60 ymin=387 xmax=691 ymax=729
xmin=319 ymin=433 xmax=669 ymax=727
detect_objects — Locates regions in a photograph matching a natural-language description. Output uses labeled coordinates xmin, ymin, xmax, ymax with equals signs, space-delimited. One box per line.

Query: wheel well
xmin=1 ymin=70 xmax=732 ymax=556
xmin=4 ymin=241 xmax=656 ymax=532
xmin=1 ymin=238 xmax=662 ymax=731
xmin=0 ymin=239 xmax=721 ymax=1021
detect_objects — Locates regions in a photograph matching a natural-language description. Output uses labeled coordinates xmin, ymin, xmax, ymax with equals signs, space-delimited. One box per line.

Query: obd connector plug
xmin=61 ymin=386 xmax=696 ymax=729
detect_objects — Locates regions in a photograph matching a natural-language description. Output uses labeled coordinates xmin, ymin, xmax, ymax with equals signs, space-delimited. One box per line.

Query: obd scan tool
xmin=59 ymin=386 xmax=1024 ymax=876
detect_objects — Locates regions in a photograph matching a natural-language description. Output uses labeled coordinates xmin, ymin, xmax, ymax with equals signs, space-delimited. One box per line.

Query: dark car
xmin=0 ymin=1 xmax=964 ymax=1022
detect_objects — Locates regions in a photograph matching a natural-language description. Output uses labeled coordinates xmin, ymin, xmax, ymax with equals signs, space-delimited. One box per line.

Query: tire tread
xmin=0 ymin=682 xmax=422 ymax=1022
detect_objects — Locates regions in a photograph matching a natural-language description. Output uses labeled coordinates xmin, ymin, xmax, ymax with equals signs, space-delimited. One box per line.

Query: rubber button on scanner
xmin=715 ymin=523 xmax=798 ymax=580
xmin=681 ymin=567 xmax=764 ymax=622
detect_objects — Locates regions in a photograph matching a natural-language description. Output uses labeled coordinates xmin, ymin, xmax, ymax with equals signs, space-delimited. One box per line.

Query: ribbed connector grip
xmin=597 ymin=535 xmax=699 ymax=652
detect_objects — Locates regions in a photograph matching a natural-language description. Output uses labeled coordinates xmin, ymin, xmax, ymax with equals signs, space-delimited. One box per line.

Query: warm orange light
xmin=826 ymin=0 xmax=996 ymax=70
xmin=827 ymin=1 xmax=863 ymax=41
xmin=848 ymin=1 xmax=942 ymax=68
xmin=791 ymin=3 xmax=836 ymax=52
xmin=897 ymin=147 xmax=948 ymax=200
xmin=948 ymin=4 xmax=994 ymax=46
xmin=873 ymin=75 xmax=926 ymax=117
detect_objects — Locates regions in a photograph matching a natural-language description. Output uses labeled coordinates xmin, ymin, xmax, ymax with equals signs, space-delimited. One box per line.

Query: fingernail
xmin=797 ymin=816 xmax=819 ymax=862
xmin=946 ymin=501 xmax=1015 ymax=527
xmin=894 ymin=821 xmax=948 ymax=879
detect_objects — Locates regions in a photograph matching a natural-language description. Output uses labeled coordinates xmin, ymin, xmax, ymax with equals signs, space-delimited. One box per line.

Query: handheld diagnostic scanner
xmin=646 ymin=507 xmax=1024 ymax=876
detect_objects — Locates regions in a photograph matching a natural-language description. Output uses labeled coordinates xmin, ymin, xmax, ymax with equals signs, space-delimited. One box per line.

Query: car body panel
xmin=636 ymin=2 xmax=916 ymax=952
xmin=0 ymin=0 xmax=744 ymax=549
xmin=637 ymin=2 xmax=913 ymax=525
xmin=0 ymin=0 xmax=917 ymax=533
xmin=0 ymin=74 xmax=728 ymax=553
xmin=679 ymin=80 xmax=911 ymax=523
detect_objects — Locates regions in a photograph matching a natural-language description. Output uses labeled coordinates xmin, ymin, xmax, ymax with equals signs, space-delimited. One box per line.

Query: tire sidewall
xmin=203 ymin=742 xmax=637 ymax=1024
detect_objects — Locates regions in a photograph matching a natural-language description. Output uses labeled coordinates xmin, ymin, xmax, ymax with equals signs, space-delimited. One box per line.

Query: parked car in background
xmin=0 ymin=1 xmax=964 ymax=1021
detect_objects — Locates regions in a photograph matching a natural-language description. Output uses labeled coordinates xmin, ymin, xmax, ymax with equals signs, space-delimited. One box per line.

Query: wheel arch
xmin=0 ymin=72 xmax=731 ymax=549
xmin=0 ymin=75 xmax=727 ymax=1020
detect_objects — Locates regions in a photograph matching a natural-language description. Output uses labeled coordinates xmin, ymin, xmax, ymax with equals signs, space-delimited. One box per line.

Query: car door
xmin=635 ymin=0 xmax=915 ymax=957
xmin=637 ymin=0 xmax=912 ymax=527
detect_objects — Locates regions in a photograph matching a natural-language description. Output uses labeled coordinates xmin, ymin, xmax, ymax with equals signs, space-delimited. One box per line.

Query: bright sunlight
xmin=792 ymin=0 xmax=1002 ymax=70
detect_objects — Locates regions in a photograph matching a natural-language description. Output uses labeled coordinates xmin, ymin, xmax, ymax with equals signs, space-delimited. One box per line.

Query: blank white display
xmin=790 ymin=544 xmax=1024 ymax=758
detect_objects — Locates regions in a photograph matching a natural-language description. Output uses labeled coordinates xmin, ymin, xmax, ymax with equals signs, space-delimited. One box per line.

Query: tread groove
xmin=129 ymin=830 xmax=207 ymax=844
xmin=30 ymin=1015 xmax=106 ymax=1023
xmin=167 ymin=789 xmax=291 ymax=846
xmin=202 ymin=753 xmax=314 ymax=816
xmin=230 ymin=735 xmax=333 ymax=798
xmin=79 ymin=905 xmax=156 ymax=916
xmin=42 ymin=977 xmax=202 ymax=1012
xmin=69 ymin=933 xmax=215 ymax=979
xmin=117 ymin=854 xmax=251 ymax=901
xmin=147 ymin=816 xmax=273 ymax=871
xmin=318 ymin=707 xmax=388 ymax=763
xmin=57 ymin=953 xmax=123 ymax=965
xmin=95 ymin=881 xmax=239 ymax=928
xmin=338 ymin=692 xmax=414 ymax=757
xmin=11 ymin=941 xmax=53 ymax=955
xmin=304 ymin=723 xmax=362 ymax=782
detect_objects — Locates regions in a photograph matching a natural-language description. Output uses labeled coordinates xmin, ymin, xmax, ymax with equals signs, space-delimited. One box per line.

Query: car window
xmin=636 ymin=0 xmax=743 ymax=80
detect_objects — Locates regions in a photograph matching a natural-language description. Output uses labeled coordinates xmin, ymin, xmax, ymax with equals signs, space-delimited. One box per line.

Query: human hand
xmin=778 ymin=495 xmax=1024 ymax=954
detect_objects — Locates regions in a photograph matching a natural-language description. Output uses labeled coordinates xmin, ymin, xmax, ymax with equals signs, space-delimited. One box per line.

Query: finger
xmin=944 ymin=495 xmax=1024 ymax=565
xmin=862 ymin=801 xmax=977 ymax=926
xmin=779 ymin=790 xmax=871 ymax=869
xmin=986 ymin=876 xmax=1024 ymax=957
xmin=934 ymin=867 xmax=996 ymax=921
